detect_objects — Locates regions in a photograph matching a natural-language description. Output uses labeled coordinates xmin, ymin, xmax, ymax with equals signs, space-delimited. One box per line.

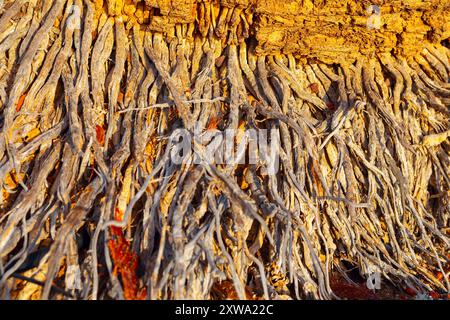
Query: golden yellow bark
xmin=254 ymin=0 xmax=450 ymax=62
xmin=104 ymin=0 xmax=449 ymax=63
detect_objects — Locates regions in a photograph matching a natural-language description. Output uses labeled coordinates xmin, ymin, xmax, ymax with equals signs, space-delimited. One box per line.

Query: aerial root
xmin=0 ymin=0 xmax=449 ymax=300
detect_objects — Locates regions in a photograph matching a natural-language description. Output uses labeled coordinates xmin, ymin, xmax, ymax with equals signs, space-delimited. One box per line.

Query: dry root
xmin=0 ymin=0 xmax=449 ymax=300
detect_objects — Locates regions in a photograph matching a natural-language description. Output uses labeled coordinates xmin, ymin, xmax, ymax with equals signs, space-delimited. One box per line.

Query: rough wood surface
xmin=106 ymin=0 xmax=450 ymax=63
xmin=255 ymin=0 xmax=450 ymax=62
xmin=0 ymin=0 xmax=448 ymax=300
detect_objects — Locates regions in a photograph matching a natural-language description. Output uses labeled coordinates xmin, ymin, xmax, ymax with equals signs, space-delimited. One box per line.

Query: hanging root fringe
xmin=0 ymin=0 xmax=449 ymax=300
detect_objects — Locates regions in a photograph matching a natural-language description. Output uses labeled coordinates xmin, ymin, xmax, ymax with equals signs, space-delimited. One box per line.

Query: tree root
xmin=0 ymin=0 xmax=449 ymax=300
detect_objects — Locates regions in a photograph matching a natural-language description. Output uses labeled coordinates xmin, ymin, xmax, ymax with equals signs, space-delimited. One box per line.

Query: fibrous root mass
xmin=0 ymin=0 xmax=449 ymax=300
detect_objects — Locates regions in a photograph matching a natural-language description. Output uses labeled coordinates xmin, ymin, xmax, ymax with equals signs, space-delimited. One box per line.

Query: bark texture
xmin=0 ymin=0 xmax=449 ymax=300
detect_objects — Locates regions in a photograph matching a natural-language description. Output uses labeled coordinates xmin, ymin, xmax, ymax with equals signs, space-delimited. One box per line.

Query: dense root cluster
xmin=0 ymin=0 xmax=449 ymax=299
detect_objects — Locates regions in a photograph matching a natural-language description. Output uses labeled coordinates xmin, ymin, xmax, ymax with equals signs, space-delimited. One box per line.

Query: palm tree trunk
xmin=0 ymin=0 xmax=449 ymax=300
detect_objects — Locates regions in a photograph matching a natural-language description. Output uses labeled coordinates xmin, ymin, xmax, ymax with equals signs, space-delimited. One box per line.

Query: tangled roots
xmin=0 ymin=0 xmax=449 ymax=299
